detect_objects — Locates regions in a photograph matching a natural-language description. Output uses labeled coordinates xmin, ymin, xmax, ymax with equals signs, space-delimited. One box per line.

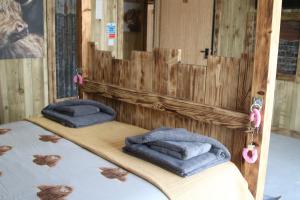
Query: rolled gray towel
xmin=148 ymin=141 xmax=212 ymax=160
xmin=54 ymin=105 xmax=100 ymax=117
xmin=42 ymin=99 xmax=116 ymax=128
xmin=123 ymin=127 xmax=231 ymax=177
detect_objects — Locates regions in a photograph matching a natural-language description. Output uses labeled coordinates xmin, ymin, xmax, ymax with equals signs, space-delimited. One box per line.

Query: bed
xmin=0 ymin=118 xmax=254 ymax=200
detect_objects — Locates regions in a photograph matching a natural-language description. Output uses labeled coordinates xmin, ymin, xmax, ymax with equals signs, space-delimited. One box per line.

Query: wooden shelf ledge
xmin=82 ymin=79 xmax=249 ymax=130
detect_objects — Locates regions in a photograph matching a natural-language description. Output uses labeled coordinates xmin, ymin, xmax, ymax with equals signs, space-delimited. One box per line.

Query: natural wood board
xmin=155 ymin=0 xmax=213 ymax=65
xmin=82 ymin=80 xmax=249 ymax=129
xmin=216 ymin=0 xmax=256 ymax=58
xmin=272 ymin=80 xmax=300 ymax=132
xmin=0 ymin=0 xmax=49 ymax=124
xmin=47 ymin=0 xmax=56 ymax=103
xmin=247 ymin=0 xmax=282 ymax=198
xmin=82 ymin=44 xmax=254 ymax=179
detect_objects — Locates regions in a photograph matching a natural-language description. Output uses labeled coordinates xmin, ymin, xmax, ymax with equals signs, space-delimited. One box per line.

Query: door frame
xmin=47 ymin=0 xmax=81 ymax=103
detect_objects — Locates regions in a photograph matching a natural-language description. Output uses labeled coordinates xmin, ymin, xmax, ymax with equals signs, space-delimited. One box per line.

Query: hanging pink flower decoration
xmin=73 ymin=74 xmax=83 ymax=86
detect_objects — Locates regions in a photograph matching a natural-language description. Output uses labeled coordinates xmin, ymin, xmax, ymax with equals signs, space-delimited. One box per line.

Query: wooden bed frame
xmin=78 ymin=0 xmax=282 ymax=199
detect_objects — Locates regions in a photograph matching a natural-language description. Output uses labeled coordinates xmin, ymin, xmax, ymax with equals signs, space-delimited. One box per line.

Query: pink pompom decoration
xmin=73 ymin=74 xmax=84 ymax=86
xmin=243 ymin=146 xmax=258 ymax=164
xmin=249 ymin=108 xmax=261 ymax=128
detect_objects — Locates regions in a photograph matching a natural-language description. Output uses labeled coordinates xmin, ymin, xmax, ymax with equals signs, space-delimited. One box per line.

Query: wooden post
xmin=46 ymin=0 xmax=56 ymax=103
xmin=77 ymin=0 xmax=92 ymax=77
xmin=77 ymin=0 xmax=92 ymax=98
xmin=244 ymin=0 xmax=282 ymax=199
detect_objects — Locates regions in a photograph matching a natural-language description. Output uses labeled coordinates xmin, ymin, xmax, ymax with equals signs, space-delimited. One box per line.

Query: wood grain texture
xmin=0 ymin=0 xmax=48 ymax=124
xmin=77 ymin=0 xmax=92 ymax=77
xmin=272 ymin=80 xmax=300 ymax=132
xmin=155 ymin=0 xmax=213 ymax=65
xmin=82 ymin=80 xmax=249 ymax=129
xmin=90 ymin=0 xmax=123 ymax=59
xmin=83 ymin=45 xmax=254 ymax=178
xmin=216 ymin=0 xmax=256 ymax=58
xmin=246 ymin=0 xmax=282 ymax=198
xmin=47 ymin=0 xmax=56 ymax=103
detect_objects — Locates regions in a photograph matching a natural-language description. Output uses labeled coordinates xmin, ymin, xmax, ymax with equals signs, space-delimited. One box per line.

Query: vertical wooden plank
xmin=237 ymin=54 xmax=252 ymax=112
xmin=152 ymin=48 xmax=181 ymax=128
xmin=94 ymin=51 xmax=112 ymax=83
xmin=218 ymin=0 xmax=256 ymax=57
xmin=146 ymin=4 xmax=154 ymax=51
xmin=153 ymin=0 xmax=161 ymax=48
xmin=30 ymin=59 xmax=46 ymax=115
xmin=47 ymin=0 xmax=56 ymax=103
xmin=175 ymin=64 xmax=192 ymax=129
xmin=246 ymin=0 xmax=282 ymax=198
xmin=192 ymin=65 xmax=207 ymax=104
xmin=42 ymin=0 xmax=49 ymax=106
xmin=212 ymin=0 xmax=221 ymax=55
xmin=118 ymin=59 xmax=135 ymax=124
xmin=165 ymin=63 xmax=178 ymax=128
xmin=87 ymin=42 xmax=96 ymax=79
xmin=244 ymin=11 xmax=257 ymax=59
xmin=131 ymin=51 xmax=154 ymax=129
xmin=117 ymin=0 xmax=124 ymax=59
xmin=190 ymin=65 xmax=210 ymax=135
xmin=204 ymin=56 xmax=223 ymax=140
xmin=293 ymin=83 xmax=300 ymax=131
xmin=205 ymin=56 xmax=222 ymax=107
xmin=5 ymin=60 xmax=25 ymax=122
xmin=78 ymin=0 xmax=91 ymax=76
xmin=0 ymin=62 xmax=9 ymax=123
xmin=23 ymin=59 xmax=34 ymax=118
xmin=220 ymin=57 xmax=240 ymax=110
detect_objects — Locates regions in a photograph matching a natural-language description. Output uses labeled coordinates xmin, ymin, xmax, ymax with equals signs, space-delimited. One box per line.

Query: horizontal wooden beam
xmin=82 ymin=79 xmax=249 ymax=129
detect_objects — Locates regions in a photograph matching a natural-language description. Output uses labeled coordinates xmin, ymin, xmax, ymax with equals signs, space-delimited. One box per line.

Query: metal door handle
xmin=200 ymin=48 xmax=210 ymax=59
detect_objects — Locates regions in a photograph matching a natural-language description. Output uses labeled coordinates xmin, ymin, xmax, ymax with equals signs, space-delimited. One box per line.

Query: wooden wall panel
xmin=272 ymin=80 xmax=300 ymax=132
xmin=155 ymin=0 xmax=213 ymax=65
xmin=247 ymin=0 xmax=282 ymax=198
xmin=0 ymin=0 xmax=48 ymax=124
xmin=90 ymin=0 xmax=123 ymax=59
xmin=83 ymin=45 xmax=253 ymax=173
xmin=217 ymin=0 xmax=256 ymax=58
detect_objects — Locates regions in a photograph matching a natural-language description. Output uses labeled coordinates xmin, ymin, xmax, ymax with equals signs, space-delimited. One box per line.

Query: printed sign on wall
xmin=106 ymin=23 xmax=117 ymax=46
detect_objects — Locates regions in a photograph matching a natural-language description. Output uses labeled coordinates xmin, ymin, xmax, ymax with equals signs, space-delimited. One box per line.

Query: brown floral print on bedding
xmin=99 ymin=167 xmax=129 ymax=182
xmin=0 ymin=128 xmax=11 ymax=135
xmin=37 ymin=185 xmax=73 ymax=200
xmin=39 ymin=135 xmax=62 ymax=143
xmin=33 ymin=155 xmax=61 ymax=167
xmin=0 ymin=146 xmax=12 ymax=156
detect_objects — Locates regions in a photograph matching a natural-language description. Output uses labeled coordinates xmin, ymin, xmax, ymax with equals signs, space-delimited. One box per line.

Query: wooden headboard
xmin=78 ymin=0 xmax=282 ymax=198
xmin=82 ymin=42 xmax=253 ymax=170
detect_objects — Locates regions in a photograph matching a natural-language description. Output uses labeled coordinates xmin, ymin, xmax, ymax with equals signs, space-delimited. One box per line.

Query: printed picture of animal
xmin=0 ymin=128 xmax=11 ymax=135
xmin=99 ymin=167 xmax=129 ymax=182
xmin=0 ymin=146 xmax=12 ymax=156
xmin=39 ymin=135 xmax=62 ymax=143
xmin=0 ymin=0 xmax=44 ymax=59
xmin=37 ymin=185 xmax=73 ymax=200
xmin=33 ymin=155 xmax=61 ymax=167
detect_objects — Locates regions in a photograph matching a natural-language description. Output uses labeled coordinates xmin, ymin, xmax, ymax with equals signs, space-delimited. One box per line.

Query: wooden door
xmin=156 ymin=0 xmax=214 ymax=65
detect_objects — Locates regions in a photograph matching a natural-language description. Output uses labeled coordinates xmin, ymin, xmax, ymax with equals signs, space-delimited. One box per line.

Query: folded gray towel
xmin=148 ymin=141 xmax=212 ymax=160
xmin=123 ymin=127 xmax=231 ymax=177
xmin=42 ymin=99 xmax=116 ymax=128
xmin=54 ymin=105 xmax=100 ymax=117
